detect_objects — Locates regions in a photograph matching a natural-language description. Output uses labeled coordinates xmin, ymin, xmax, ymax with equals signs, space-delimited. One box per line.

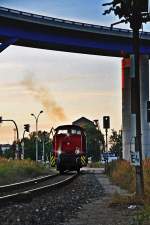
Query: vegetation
xmin=109 ymin=129 xmax=122 ymax=159
xmin=109 ymin=160 xmax=136 ymax=192
xmin=88 ymin=161 xmax=104 ymax=168
xmin=82 ymin=123 xmax=104 ymax=162
xmin=132 ymin=206 xmax=150 ymax=225
xmin=108 ymin=159 xmax=150 ymax=225
xmin=109 ymin=159 xmax=150 ymax=197
xmin=0 ymin=157 xmax=50 ymax=185
xmin=2 ymin=130 xmax=52 ymax=161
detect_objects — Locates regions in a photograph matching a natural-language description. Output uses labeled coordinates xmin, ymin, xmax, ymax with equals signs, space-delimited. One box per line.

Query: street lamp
xmin=31 ymin=110 xmax=43 ymax=162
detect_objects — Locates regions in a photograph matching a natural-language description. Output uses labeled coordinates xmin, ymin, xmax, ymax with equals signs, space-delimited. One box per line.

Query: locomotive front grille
xmin=60 ymin=153 xmax=76 ymax=166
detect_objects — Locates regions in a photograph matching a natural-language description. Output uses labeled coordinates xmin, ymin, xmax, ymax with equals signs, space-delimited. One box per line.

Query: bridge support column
xmin=122 ymin=55 xmax=150 ymax=160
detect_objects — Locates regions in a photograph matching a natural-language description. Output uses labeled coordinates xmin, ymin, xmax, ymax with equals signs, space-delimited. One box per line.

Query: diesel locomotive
xmin=51 ymin=125 xmax=87 ymax=174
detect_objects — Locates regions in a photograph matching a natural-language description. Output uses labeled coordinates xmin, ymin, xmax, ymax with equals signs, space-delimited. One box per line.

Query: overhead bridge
xmin=0 ymin=6 xmax=150 ymax=57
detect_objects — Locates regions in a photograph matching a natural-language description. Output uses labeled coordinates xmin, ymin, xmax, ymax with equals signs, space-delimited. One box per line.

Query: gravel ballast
xmin=0 ymin=171 xmax=103 ymax=225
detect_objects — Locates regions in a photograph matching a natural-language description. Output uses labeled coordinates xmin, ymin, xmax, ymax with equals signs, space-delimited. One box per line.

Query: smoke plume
xmin=21 ymin=75 xmax=67 ymax=122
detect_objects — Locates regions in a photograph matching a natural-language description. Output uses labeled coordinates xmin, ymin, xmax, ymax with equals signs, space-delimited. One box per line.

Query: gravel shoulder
xmin=0 ymin=168 xmax=138 ymax=225
xmin=65 ymin=168 xmax=137 ymax=225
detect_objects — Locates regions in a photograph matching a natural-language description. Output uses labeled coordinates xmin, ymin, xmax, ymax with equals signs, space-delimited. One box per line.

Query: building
xmin=72 ymin=117 xmax=95 ymax=128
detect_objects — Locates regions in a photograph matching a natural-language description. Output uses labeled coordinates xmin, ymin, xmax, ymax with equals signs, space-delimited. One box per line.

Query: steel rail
xmin=0 ymin=172 xmax=58 ymax=192
xmin=0 ymin=173 xmax=77 ymax=206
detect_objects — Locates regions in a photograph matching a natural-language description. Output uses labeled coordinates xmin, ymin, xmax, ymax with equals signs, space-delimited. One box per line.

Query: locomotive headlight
xmin=75 ymin=148 xmax=80 ymax=155
xmin=58 ymin=150 xmax=62 ymax=155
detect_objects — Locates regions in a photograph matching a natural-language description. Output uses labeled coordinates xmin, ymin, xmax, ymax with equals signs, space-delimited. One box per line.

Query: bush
xmin=143 ymin=159 xmax=150 ymax=198
xmin=108 ymin=159 xmax=150 ymax=225
xmin=109 ymin=160 xmax=136 ymax=193
xmin=88 ymin=161 xmax=103 ymax=168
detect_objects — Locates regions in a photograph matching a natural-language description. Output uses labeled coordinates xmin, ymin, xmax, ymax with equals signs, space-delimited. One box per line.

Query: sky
xmin=0 ymin=0 xmax=149 ymax=143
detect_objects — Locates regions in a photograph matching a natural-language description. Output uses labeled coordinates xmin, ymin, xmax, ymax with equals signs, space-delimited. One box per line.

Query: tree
xmin=37 ymin=130 xmax=52 ymax=161
xmin=82 ymin=124 xmax=104 ymax=162
xmin=109 ymin=129 xmax=122 ymax=159
xmin=21 ymin=131 xmax=52 ymax=161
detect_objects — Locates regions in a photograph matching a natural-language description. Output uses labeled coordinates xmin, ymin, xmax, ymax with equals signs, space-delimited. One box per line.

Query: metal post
xmin=42 ymin=139 xmax=45 ymax=163
xmin=21 ymin=130 xmax=25 ymax=160
xmin=105 ymin=128 xmax=108 ymax=173
xmin=131 ymin=9 xmax=144 ymax=196
xmin=35 ymin=117 xmax=38 ymax=162
xmin=105 ymin=128 xmax=108 ymax=152
xmin=49 ymin=151 xmax=51 ymax=168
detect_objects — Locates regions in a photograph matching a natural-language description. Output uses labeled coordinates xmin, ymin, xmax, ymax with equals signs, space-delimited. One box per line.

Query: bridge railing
xmin=0 ymin=6 xmax=149 ymax=38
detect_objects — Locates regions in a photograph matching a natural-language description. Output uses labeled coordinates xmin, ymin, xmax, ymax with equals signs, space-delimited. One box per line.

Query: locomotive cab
xmin=52 ymin=125 xmax=87 ymax=174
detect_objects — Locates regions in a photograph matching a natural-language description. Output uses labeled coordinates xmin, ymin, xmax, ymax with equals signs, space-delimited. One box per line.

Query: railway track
xmin=0 ymin=172 xmax=78 ymax=206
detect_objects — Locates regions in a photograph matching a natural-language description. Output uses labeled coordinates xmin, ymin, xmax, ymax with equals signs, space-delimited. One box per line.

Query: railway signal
xmin=24 ymin=124 xmax=30 ymax=132
xmin=103 ymin=116 xmax=110 ymax=173
xmin=103 ymin=116 xmax=110 ymax=153
xmin=103 ymin=116 xmax=110 ymax=129
xmin=22 ymin=124 xmax=30 ymax=160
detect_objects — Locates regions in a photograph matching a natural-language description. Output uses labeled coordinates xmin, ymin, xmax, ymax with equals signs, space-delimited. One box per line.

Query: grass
xmin=0 ymin=157 xmax=50 ymax=185
xmin=108 ymin=159 xmax=150 ymax=197
xmin=109 ymin=160 xmax=136 ymax=193
xmin=108 ymin=159 xmax=150 ymax=225
xmin=132 ymin=206 xmax=150 ymax=225
xmin=88 ymin=161 xmax=104 ymax=168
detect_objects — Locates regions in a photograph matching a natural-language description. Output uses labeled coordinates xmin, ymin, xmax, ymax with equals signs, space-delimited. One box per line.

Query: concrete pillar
xmin=122 ymin=55 xmax=150 ymax=160
xmin=139 ymin=55 xmax=150 ymax=158
xmin=122 ymin=58 xmax=133 ymax=160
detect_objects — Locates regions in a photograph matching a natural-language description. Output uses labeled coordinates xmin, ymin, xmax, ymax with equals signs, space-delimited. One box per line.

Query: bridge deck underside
xmin=0 ymin=17 xmax=149 ymax=57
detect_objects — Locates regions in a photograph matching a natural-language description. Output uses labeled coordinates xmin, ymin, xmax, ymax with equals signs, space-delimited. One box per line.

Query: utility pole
xmin=102 ymin=0 xmax=149 ymax=196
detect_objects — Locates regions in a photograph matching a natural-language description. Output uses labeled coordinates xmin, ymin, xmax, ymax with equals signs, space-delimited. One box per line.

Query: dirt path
xmin=65 ymin=168 xmax=137 ymax=225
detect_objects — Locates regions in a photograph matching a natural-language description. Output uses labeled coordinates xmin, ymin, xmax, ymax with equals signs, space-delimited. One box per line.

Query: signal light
xmin=0 ymin=116 xmax=2 ymax=123
xmin=24 ymin=124 xmax=30 ymax=132
xmin=103 ymin=116 xmax=110 ymax=129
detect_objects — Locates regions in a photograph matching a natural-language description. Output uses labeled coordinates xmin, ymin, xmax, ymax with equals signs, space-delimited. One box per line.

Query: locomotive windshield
xmin=57 ymin=129 xmax=68 ymax=134
xmin=56 ymin=128 xmax=82 ymax=135
xmin=71 ymin=129 xmax=81 ymax=135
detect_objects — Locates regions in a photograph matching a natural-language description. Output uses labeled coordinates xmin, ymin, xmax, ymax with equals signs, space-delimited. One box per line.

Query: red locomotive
xmin=51 ymin=125 xmax=87 ymax=174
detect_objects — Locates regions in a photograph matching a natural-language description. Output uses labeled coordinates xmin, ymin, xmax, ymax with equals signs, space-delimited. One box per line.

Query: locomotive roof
xmin=55 ymin=125 xmax=84 ymax=131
